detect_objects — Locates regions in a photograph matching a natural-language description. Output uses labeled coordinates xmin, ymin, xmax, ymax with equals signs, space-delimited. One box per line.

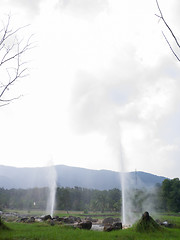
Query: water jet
xmin=46 ymin=163 xmax=57 ymax=218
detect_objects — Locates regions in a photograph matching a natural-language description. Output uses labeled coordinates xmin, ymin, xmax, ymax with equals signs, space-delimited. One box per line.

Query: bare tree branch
xmin=0 ymin=15 xmax=33 ymax=107
xmin=162 ymin=32 xmax=180 ymax=62
xmin=155 ymin=0 xmax=180 ymax=61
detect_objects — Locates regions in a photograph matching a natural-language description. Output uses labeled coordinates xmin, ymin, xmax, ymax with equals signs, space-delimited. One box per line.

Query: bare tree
xmin=0 ymin=15 xmax=33 ymax=107
xmin=155 ymin=0 xmax=180 ymax=61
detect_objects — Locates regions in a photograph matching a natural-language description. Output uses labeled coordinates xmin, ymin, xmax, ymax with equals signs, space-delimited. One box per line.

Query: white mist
xmin=46 ymin=162 xmax=57 ymax=218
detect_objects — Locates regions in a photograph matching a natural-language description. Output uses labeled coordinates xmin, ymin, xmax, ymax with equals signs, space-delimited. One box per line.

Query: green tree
xmin=107 ymin=188 xmax=121 ymax=212
xmin=161 ymin=178 xmax=180 ymax=212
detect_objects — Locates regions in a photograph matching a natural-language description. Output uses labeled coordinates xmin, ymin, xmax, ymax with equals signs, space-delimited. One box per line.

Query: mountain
xmin=0 ymin=164 xmax=167 ymax=190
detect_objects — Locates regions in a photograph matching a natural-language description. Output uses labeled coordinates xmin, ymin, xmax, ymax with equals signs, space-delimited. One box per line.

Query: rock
xmin=76 ymin=217 xmax=82 ymax=223
xmin=63 ymin=216 xmax=81 ymax=224
xmin=85 ymin=217 xmax=92 ymax=221
xmin=63 ymin=216 xmax=75 ymax=224
xmin=75 ymin=220 xmax=92 ymax=230
xmin=92 ymin=218 xmax=98 ymax=223
xmin=35 ymin=218 xmax=43 ymax=222
xmin=104 ymin=222 xmax=122 ymax=232
xmin=20 ymin=217 xmax=29 ymax=223
xmin=41 ymin=215 xmax=52 ymax=221
xmin=85 ymin=217 xmax=98 ymax=223
xmin=91 ymin=224 xmax=104 ymax=231
xmin=2 ymin=212 xmax=18 ymax=222
xmin=58 ymin=217 xmax=65 ymax=222
xmin=102 ymin=217 xmax=114 ymax=225
xmin=27 ymin=217 xmax=35 ymax=223
xmin=114 ymin=218 xmax=121 ymax=222
xmin=160 ymin=221 xmax=174 ymax=228
xmin=18 ymin=216 xmax=35 ymax=223
xmin=113 ymin=222 xmax=122 ymax=229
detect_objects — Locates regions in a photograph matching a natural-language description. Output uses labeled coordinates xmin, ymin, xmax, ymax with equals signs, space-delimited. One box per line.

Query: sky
xmin=0 ymin=0 xmax=180 ymax=179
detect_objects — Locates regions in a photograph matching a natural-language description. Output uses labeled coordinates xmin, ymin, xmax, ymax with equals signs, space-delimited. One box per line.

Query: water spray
xmin=46 ymin=161 xmax=57 ymax=218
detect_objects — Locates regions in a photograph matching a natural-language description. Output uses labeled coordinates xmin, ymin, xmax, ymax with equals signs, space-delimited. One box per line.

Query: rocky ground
xmin=0 ymin=211 xmax=174 ymax=231
xmin=0 ymin=211 xmax=122 ymax=231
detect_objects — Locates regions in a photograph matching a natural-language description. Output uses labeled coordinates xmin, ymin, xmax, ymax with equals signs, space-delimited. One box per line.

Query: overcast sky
xmin=0 ymin=0 xmax=180 ymax=179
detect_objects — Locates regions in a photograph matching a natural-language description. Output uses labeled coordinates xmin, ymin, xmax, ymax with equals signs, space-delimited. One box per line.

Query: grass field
xmin=0 ymin=221 xmax=180 ymax=240
xmin=3 ymin=209 xmax=120 ymax=216
xmin=0 ymin=214 xmax=180 ymax=240
xmin=156 ymin=215 xmax=180 ymax=228
xmin=2 ymin=209 xmax=121 ymax=220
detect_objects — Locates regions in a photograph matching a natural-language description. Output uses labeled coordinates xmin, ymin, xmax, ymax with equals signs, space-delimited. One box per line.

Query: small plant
xmin=0 ymin=217 xmax=10 ymax=230
xmin=84 ymin=209 xmax=88 ymax=214
xmin=134 ymin=212 xmax=162 ymax=232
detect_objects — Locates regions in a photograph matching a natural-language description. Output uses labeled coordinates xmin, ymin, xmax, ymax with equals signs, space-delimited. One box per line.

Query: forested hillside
xmin=0 ymin=178 xmax=179 ymax=213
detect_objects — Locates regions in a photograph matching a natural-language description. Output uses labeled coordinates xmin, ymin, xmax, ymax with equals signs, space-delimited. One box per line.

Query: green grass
xmin=1 ymin=212 xmax=180 ymax=239
xmin=3 ymin=209 xmax=121 ymax=219
xmin=154 ymin=214 xmax=180 ymax=228
xmin=0 ymin=221 xmax=180 ymax=240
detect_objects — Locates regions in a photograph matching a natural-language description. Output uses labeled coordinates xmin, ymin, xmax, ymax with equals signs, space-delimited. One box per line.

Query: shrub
xmin=134 ymin=212 xmax=162 ymax=232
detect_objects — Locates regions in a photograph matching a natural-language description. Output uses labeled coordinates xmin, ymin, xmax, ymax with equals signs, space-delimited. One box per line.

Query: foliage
xmin=134 ymin=212 xmax=161 ymax=232
xmin=0 ymin=187 xmax=122 ymax=212
xmin=0 ymin=217 xmax=10 ymax=231
xmin=56 ymin=187 xmax=121 ymax=212
xmin=161 ymin=178 xmax=180 ymax=212
xmin=0 ymin=187 xmax=48 ymax=210
xmin=0 ymin=178 xmax=180 ymax=214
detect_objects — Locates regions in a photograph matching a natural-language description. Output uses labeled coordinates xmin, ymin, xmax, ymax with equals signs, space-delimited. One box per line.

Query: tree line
xmin=0 ymin=178 xmax=179 ymax=213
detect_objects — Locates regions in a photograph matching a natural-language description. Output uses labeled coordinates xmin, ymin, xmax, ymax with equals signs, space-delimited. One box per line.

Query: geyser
xmin=70 ymin=72 xmax=143 ymax=226
xmin=46 ymin=163 xmax=57 ymax=218
xmin=117 ymin=143 xmax=127 ymax=226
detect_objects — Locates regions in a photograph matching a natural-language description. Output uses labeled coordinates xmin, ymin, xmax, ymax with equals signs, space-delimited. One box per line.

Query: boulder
xmin=102 ymin=217 xmax=114 ymax=225
xmin=20 ymin=217 xmax=29 ymax=223
xmin=34 ymin=217 xmax=43 ymax=222
xmin=104 ymin=222 xmax=122 ymax=232
xmin=75 ymin=220 xmax=92 ymax=230
xmin=41 ymin=215 xmax=52 ymax=221
xmin=58 ymin=217 xmax=65 ymax=222
xmin=63 ymin=216 xmax=75 ymax=224
xmin=27 ymin=217 xmax=35 ymax=223
xmin=53 ymin=216 xmax=60 ymax=221
xmin=114 ymin=218 xmax=121 ymax=222
xmin=19 ymin=216 xmax=35 ymax=223
xmin=63 ymin=216 xmax=81 ymax=224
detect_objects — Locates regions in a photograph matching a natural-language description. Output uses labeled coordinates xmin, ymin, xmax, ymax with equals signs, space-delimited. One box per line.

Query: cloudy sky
xmin=0 ymin=0 xmax=180 ymax=179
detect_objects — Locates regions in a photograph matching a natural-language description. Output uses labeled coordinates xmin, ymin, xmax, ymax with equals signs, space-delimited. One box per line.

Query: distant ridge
xmin=0 ymin=164 xmax=167 ymax=190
